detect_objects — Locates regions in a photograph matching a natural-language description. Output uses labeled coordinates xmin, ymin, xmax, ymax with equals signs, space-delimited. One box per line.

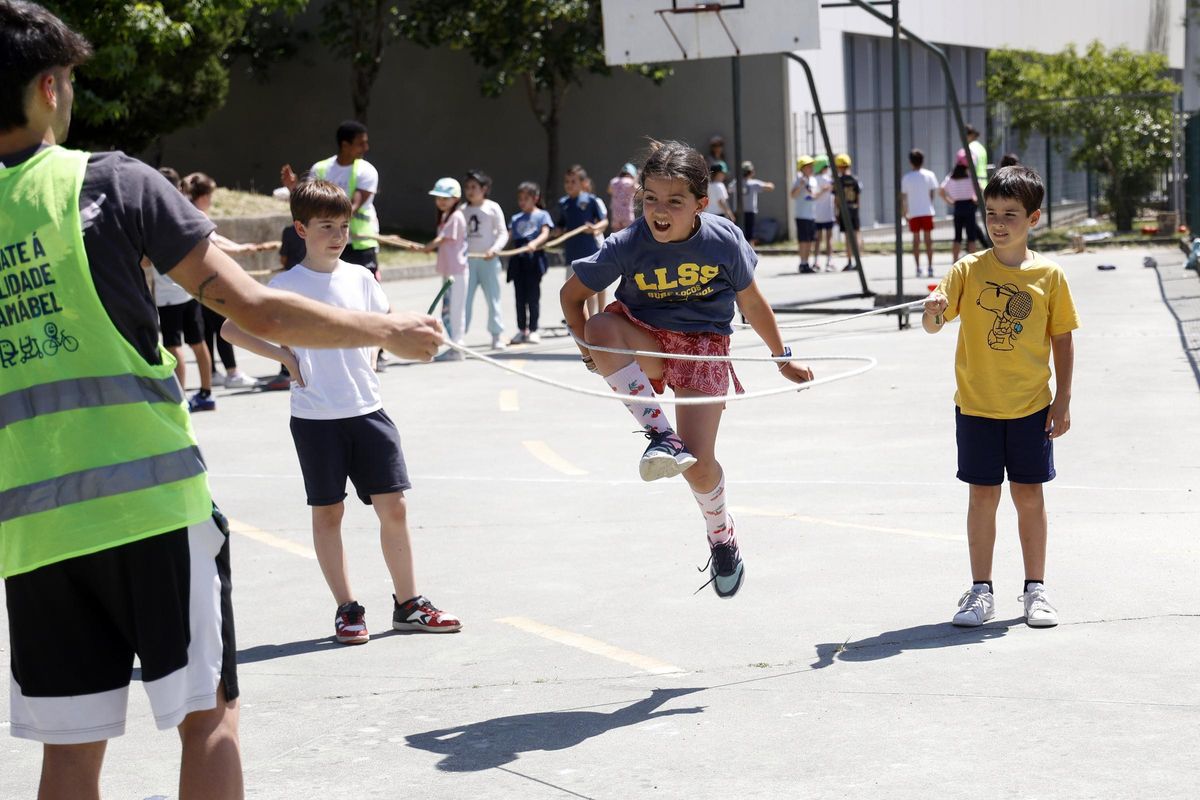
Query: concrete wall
xmin=157 ymin=32 xmax=792 ymax=237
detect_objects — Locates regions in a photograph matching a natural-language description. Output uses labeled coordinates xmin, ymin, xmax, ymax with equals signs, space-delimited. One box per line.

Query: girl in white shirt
xmin=462 ymin=170 xmax=509 ymax=349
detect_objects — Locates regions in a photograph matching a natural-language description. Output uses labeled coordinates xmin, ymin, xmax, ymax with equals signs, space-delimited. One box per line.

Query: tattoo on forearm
xmin=195 ymin=274 xmax=226 ymax=306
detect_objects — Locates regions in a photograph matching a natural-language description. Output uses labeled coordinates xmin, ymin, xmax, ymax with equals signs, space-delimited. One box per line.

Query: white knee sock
xmin=692 ymin=472 xmax=732 ymax=546
xmin=603 ymin=362 xmax=671 ymax=434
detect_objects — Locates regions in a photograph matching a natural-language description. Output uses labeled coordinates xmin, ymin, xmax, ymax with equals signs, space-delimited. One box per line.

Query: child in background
xmin=507 ymin=182 xmax=554 ymax=344
xmin=922 ymin=165 xmax=1078 ymax=629
xmin=706 ymin=161 xmax=734 ymax=220
xmin=181 ymin=172 xmax=274 ymax=388
xmin=941 ymin=151 xmax=986 ymax=264
xmin=608 ymin=162 xmax=638 ymax=234
xmin=558 ymin=165 xmax=608 ymax=316
xmin=561 ymin=140 xmax=813 ymax=599
xmin=733 ymin=160 xmax=775 ymax=245
xmin=424 ymin=177 xmax=469 ymax=362
xmin=813 ymin=156 xmax=836 ymax=271
xmin=790 ymin=155 xmax=818 ymax=273
xmin=222 ymin=179 xmax=461 ymax=644
xmin=463 ymin=169 xmax=509 ymax=350
xmin=900 ymin=148 xmax=939 ymax=278
xmin=833 ymin=154 xmax=863 ymax=270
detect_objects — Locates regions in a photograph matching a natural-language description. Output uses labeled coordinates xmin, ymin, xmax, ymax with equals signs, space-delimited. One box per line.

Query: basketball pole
xmin=732 ymin=55 xmax=745 ymax=236
xmin=892 ymin=0 xmax=906 ymax=329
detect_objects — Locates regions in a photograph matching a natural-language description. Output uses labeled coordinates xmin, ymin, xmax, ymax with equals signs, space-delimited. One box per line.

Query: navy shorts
xmin=815 ymin=221 xmax=834 ymax=232
xmin=158 ymin=300 xmax=204 ymax=347
xmin=955 ymin=406 xmax=1055 ymax=485
xmin=290 ymin=409 xmax=411 ymax=505
xmin=795 ymin=218 xmax=816 ymax=242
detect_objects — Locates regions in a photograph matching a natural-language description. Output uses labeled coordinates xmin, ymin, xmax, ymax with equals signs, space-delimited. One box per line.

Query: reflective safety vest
xmin=0 ymin=146 xmax=212 ymax=578
xmin=314 ymin=157 xmax=379 ymax=251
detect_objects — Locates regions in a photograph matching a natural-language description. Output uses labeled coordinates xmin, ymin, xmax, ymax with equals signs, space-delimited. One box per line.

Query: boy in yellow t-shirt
xmin=923 ymin=165 xmax=1079 ymax=630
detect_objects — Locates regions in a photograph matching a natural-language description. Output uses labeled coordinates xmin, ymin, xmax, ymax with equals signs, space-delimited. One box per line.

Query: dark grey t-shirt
xmin=0 ymin=144 xmax=215 ymax=364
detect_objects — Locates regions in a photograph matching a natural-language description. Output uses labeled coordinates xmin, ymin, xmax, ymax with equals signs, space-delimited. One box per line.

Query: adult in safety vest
xmin=280 ymin=120 xmax=381 ymax=274
xmin=0 ymin=5 xmax=442 ymax=796
xmin=966 ymin=123 xmax=989 ymax=187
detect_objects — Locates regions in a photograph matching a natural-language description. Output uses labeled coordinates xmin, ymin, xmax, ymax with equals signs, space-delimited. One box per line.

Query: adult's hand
xmin=382 ymin=312 xmax=444 ymax=362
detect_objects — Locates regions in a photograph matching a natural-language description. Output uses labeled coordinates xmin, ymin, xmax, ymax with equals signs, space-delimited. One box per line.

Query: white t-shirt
xmin=310 ymin=158 xmax=379 ymax=220
xmin=154 ymin=271 xmax=193 ymax=307
xmin=791 ymin=174 xmax=818 ymax=220
xmin=731 ymin=178 xmax=767 ymax=214
xmin=814 ymin=174 xmax=836 ymax=223
xmin=706 ymin=180 xmax=731 ymax=215
xmin=900 ymin=168 xmax=939 ymax=218
xmin=463 ymin=199 xmax=509 ymax=255
xmin=268 ymin=261 xmax=389 ymax=420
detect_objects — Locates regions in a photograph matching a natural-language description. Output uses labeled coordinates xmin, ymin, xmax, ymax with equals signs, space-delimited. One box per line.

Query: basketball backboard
xmin=601 ymin=0 xmax=821 ymax=66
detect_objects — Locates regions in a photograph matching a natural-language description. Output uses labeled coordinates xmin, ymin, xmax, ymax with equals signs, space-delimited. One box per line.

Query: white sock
xmin=692 ymin=472 xmax=732 ymax=546
xmin=603 ymin=362 xmax=671 ymax=434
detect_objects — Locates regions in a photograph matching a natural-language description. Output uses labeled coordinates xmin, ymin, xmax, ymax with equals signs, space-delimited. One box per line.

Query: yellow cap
xmin=796 ymin=155 xmax=815 ymax=169
xmin=835 ymin=153 xmax=852 ymax=168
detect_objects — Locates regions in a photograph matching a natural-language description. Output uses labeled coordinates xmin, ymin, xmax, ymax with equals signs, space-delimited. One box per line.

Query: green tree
xmin=45 ymin=0 xmax=305 ymax=153
xmin=319 ymin=0 xmax=401 ymax=123
xmin=396 ymin=0 xmax=669 ymax=190
xmin=985 ymin=42 xmax=1179 ymax=232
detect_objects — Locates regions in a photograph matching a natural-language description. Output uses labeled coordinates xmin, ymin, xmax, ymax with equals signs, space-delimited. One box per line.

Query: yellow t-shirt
xmin=936 ymin=249 xmax=1079 ymax=419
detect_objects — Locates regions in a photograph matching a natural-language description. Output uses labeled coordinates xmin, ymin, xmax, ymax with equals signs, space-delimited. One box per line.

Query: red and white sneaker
xmin=334 ymin=601 xmax=369 ymax=645
xmin=392 ymin=594 xmax=462 ymax=633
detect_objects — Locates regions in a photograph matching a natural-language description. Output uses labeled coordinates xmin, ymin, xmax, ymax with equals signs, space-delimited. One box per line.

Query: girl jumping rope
xmin=561 ymin=140 xmax=813 ymax=598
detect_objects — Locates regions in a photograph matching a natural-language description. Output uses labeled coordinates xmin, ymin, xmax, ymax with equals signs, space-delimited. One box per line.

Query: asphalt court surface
xmin=3 ymin=246 xmax=1198 ymax=799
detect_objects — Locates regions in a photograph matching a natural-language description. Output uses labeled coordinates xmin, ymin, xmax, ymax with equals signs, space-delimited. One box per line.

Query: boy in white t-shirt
xmin=462 ymin=169 xmax=509 ymax=349
xmin=706 ymin=161 xmax=735 ymax=220
xmin=222 ymin=180 xmax=460 ymax=644
xmin=900 ymin=148 xmax=940 ymax=278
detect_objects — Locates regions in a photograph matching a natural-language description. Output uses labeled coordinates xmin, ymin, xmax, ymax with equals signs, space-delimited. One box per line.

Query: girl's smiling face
xmin=435 ymin=196 xmax=458 ymax=213
xmin=640 ymin=175 xmax=707 ymax=243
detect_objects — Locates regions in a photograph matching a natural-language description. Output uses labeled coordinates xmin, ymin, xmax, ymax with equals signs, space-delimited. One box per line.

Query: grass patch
xmin=210 ymin=187 xmax=288 ymax=218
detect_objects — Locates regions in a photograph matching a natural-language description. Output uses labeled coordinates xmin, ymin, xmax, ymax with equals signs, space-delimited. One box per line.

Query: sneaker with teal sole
xmin=696 ymin=520 xmax=744 ymax=599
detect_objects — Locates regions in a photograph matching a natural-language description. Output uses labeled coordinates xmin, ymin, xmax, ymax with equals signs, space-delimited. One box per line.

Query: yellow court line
xmin=730 ymin=505 xmax=963 ymax=542
xmin=226 ymin=517 xmax=317 ymax=559
xmin=522 ymin=440 xmax=588 ymax=475
xmin=496 ymin=617 xmax=684 ymax=676
xmin=499 ymin=389 xmax=520 ymax=412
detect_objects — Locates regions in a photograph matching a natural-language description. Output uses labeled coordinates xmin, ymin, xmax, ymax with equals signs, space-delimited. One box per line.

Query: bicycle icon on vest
xmin=42 ymin=322 xmax=79 ymax=356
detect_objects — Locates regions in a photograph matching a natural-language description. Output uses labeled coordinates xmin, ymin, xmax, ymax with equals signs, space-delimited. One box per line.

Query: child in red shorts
xmin=561 ymin=140 xmax=813 ymax=598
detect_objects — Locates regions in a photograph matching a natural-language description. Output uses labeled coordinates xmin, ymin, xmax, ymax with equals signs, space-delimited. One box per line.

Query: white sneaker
xmin=491 ymin=336 xmax=506 ymax=350
xmin=526 ymin=331 xmax=541 ymax=344
xmin=433 ymin=348 xmax=465 ymax=362
xmin=952 ymin=584 xmax=995 ymax=627
xmin=1020 ymin=584 xmax=1059 ymax=628
xmin=210 ymin=371 xmax=226 ymax=387
xmin=223 ymin=373 xmax=258 ymax=389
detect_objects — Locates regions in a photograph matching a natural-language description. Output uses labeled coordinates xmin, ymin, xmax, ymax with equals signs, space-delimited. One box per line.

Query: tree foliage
xmin=318 ymin=0 xmax=404 ymax=123
xmin=396 ymin=0 xmax=670 ymax=189
xmin=45 ymin=0 xmax=304 ymax=153
xmin=985 ymin=42 xmax=1179 ymax=232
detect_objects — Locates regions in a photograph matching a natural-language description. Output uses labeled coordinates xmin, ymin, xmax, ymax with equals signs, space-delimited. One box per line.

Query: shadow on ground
xmin=811 ymin=617 xmax=1025 ymax=669
xmin=404 ymin=688 xmax=705 ymax=772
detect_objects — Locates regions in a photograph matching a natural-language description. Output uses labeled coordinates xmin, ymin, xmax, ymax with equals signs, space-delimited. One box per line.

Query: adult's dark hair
xmin=641 ymin=139 xmax=709 ymax=200
xmin=983 ymin=165 xmax=1044 ymax=214
xmin=909 ymin=148 xmax=925 ymax=168
xmin=998 ymin=152 xmax=1020 ymax=168
xmin=335 ymin=119 xmax=368 ymax=147
xmin=516 ymin=180 xmax=544 ymax=209
xmin=965 ymin=124 xmax=979 ymax=138
xmin=465 ymin=168 xmax=492 ymax=192
xmin=158 ymin=166 xmax=182 ymax=190
xmin=951 ymin=163 xmax=969 ymax=180
xmin=0 ymin=0 xmax=92 ymax=132
xmin=180 ymin=172 xmax=216 ymax=203
xmin=291 ymin=179 xmax=352 ymax=225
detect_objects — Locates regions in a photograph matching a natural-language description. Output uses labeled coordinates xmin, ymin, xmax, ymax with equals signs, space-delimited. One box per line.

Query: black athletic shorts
xmin=290 ymin=409 xmax=411 ymax=505
xmin=955 ymin=406 xmax=1055 ymax=485
xmin=340 ymin=245 xmax=379 ymax=275
xmin=158 ymin=300 xmax=205 ymax=347
xmin=837 ymin=208 xmax=862 ymax=232
xmin=5 ymin=511 xmax=238 ymax=744
xmin=795 ymin=218 xmax=816 ymax=242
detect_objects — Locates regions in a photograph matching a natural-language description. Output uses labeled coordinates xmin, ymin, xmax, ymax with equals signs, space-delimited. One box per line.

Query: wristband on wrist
xmin=773 ymin=346 xmax=792 ymax=370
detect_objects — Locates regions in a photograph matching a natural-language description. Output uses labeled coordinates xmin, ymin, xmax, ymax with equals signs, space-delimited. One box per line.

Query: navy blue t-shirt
xmin=557 ymin=192 xmax=605 ymax=262
xmin=571 ymin=215 xmax=756 ymax=335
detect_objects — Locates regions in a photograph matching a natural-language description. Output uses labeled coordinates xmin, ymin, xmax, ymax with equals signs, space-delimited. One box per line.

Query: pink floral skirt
xmin=606 ymin=301 xmax=744 ymax=397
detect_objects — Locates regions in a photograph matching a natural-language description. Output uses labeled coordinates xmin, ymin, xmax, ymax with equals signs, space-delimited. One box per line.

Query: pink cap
xmin=955 ymin=149 xmax=969 ymax=167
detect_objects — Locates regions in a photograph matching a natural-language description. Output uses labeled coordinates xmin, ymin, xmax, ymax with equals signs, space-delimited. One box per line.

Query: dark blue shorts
xmin=955 ymin=406 xmax=1055 ymax=485
xmin=290 ymin=409 xmax=411 ymax=505
xmin=795 ymin=218 xmax=816 ymax=242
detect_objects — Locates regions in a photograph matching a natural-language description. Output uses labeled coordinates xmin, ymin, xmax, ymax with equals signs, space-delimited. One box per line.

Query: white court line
xmin=731 ymin=505 xmax=963 ymax=542
xmin=226 ymin=517 xmax=316 ymax=559
xmin=496 ymin=616 xmax=684 ymax=676
xmin=522 ymin=440 xmax=588 ymax=475
xmin=499 ymin=389 xmax=520 ymax=412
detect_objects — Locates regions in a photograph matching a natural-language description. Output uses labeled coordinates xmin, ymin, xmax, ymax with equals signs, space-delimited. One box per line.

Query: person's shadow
xmin=811 ymin=618 xmax=1024 ymax=669
xmin=405 ymin=687 xmax=705 ymax=772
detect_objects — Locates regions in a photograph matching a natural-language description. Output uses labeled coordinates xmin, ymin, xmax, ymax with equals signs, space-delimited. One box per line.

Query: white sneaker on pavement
xmin=526 ymin=331 xmax=541 ymax=344
xmin=223 ymin=372 xmax=258 ymax=389
xmin=1020 ymin=584 xmax=1059 ymax=628
xmin=952 ymin=583 xmax=995 ymax=627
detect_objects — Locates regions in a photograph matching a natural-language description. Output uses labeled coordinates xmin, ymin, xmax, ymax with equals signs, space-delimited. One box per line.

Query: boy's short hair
xmin=180 ymin=172 xmax=216 ymax=202
xmin=909 ymin=148 xmax=925 ymax=168
xmin=0 ymin=0 xmax=93 ymax=131
xmin=336 ymin=119 xmax=367 ymax=146
xmin=983 ymin=165 xmax=1044 ymax=214
xmin=465 ymin=168 xmax=492 ymax=191
xmin=291 ymin=179 xmax=352 ymax=225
